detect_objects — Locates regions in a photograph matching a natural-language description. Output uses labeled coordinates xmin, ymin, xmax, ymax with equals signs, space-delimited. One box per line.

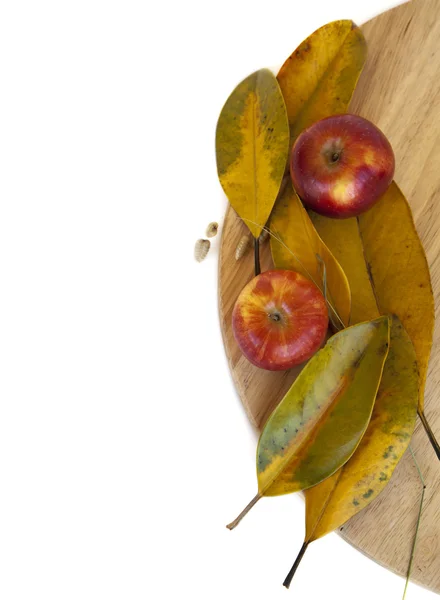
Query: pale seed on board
xmin=194 ymin=239 xmax=211 ymax=262
xmin=235 ymin=234 xmax=251 ymax=260
xmin=206 ymin=222 xmax=219 ymax=238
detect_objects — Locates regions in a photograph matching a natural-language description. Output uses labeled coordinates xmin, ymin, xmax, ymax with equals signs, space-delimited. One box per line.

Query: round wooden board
xmin=218 ymin=0 xmax=440 ymax=592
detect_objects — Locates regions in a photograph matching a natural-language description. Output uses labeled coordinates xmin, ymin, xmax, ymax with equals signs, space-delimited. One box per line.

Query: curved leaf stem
xmin=226 ymin=493 xmax=261 ymax=530
xmin=254 ymin=237 xmax=261 ymax=276
xmin=283 ymin=541 xmax=309 ymax=589
xmin=418 ymin=409 xmax=440 ymax=460
xmin=403 ymin=446 xmax=426 ymax=599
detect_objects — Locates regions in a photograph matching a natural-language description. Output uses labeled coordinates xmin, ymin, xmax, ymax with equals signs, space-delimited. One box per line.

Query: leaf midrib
xmin=306 ymin=469 xmax=343 ymax=543
xmin=356 ymin=216 xmax=381 ymax=316
xmin=251 ymin=80 xmax=258 ymax=235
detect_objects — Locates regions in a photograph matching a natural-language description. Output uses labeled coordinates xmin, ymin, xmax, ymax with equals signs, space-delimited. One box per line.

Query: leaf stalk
xmin=283 ymin=541 xmax=309 ymax=589
xmin=226 ymin=493 xmax=261 ymax=530
xmin=254 ymin=237 xmax=261 ymax=276
xmin=418 ymin=410 xmax=440 ymax=460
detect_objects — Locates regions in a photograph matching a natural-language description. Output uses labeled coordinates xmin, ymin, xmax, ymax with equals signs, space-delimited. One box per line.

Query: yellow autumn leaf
xmin=277 ymin=20 xmax=367 ymax=149
xmin=215 ymin=69 xmax=289 ymax=239
xmin=304 ymin=316 xmax=418 ymax=541
xmin=309 ymin=213 xmax=379 ymax=325
xmin=283 ymin=315 xmax=418 ymax=588
xmin=310 ymin=182 xmax=434 ymax=414
xmin=270 ymin=182 xmax=351 ymax=329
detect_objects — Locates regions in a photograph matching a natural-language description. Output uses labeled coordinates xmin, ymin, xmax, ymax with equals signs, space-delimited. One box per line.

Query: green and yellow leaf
xmin=310 ymin=181 xmax=434 ymax=412
xmin=215 ymin=69 xmax=290 ymax=239
xmin=270 ymin=182 xmax=351 ymax=329
xmin=277 ymin=20 xmax=367 ymax=149
xmin=304 ymin=315 xmax=418 ymax=541
xmin=227 ymin=317 xmax=390 ymax=530
xmin=257 ymin=317 xmax=389 ymax=497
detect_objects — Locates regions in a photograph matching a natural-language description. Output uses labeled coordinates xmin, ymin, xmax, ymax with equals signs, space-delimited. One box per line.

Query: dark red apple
xmin=232 ymin=270 xmax=328 ymax=371
xmin=290 ymin=114 xmax=395 ymax=218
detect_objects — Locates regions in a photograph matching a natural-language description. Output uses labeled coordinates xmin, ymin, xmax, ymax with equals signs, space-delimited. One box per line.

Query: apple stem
xmin=226 ymin=493 xmax=261 ymax=530
xmin=283 ymin=541 xmax=309 ymax=589
xmin=418 ymin=410 xmax=440 ymax=460
xmin=254 ymin=237 xmax=261 ymax=276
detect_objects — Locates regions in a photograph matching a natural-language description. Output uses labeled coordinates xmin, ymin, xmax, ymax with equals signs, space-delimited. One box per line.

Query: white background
xmin=0 ymin=1 xmax=437 ymax=598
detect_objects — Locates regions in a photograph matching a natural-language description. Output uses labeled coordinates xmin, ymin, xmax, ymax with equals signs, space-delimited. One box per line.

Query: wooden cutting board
xmin=218 ymin=0 xmax=440 ymax=592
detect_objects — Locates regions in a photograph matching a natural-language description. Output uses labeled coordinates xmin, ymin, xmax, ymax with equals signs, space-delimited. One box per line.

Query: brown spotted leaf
xmin=304 ymin=315 xmax=418 ymax=541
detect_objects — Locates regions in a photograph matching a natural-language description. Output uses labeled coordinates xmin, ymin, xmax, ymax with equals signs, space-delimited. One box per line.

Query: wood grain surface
xmin=218 ymin=0 xmax=440 ymax=592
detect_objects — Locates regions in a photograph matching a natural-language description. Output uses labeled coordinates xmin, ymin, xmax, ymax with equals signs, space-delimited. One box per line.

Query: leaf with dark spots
xmin=284 ymin=316 xmax=418 ymax=586
xmin=301 ymin=316 xmax=418 ymax=542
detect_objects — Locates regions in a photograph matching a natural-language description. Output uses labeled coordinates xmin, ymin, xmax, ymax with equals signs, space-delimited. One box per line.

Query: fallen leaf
xmin=216 ymin=69 xmax=289 ymax=239
xmin=226 ymin=316 xmax=390 ymax=529
xmin=310 ymin=182 xmax=434 ymax=413
xmin=277 ymin=20 xmax=367 ymax=149
xmin=304 ymin=315 xmax=418 ymax=541
xmin=283 ymin=315 xmax=418 ymax=588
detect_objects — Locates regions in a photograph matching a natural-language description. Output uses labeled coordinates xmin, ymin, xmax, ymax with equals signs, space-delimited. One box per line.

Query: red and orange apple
xmin=232 ymin=270 xmax=328 ymax=371
xmin=290 ymin=114 xmax=395 ymax=218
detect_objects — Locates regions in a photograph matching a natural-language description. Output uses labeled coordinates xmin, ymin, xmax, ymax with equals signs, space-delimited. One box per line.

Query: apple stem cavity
xmin=283 ymin=541 xmax=309 ymax=589
xmin=331 ymin=152 xmax=340 ymax=163
xmin=226 ymin=493 xmax=261 ymax=530
xmin=254 ymin=237 xmax=261 ymax=276
xmin=269 ymin=312 xmax=281 ymax=322
xmin=418 ymin=409 xmax=440 ymax=460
